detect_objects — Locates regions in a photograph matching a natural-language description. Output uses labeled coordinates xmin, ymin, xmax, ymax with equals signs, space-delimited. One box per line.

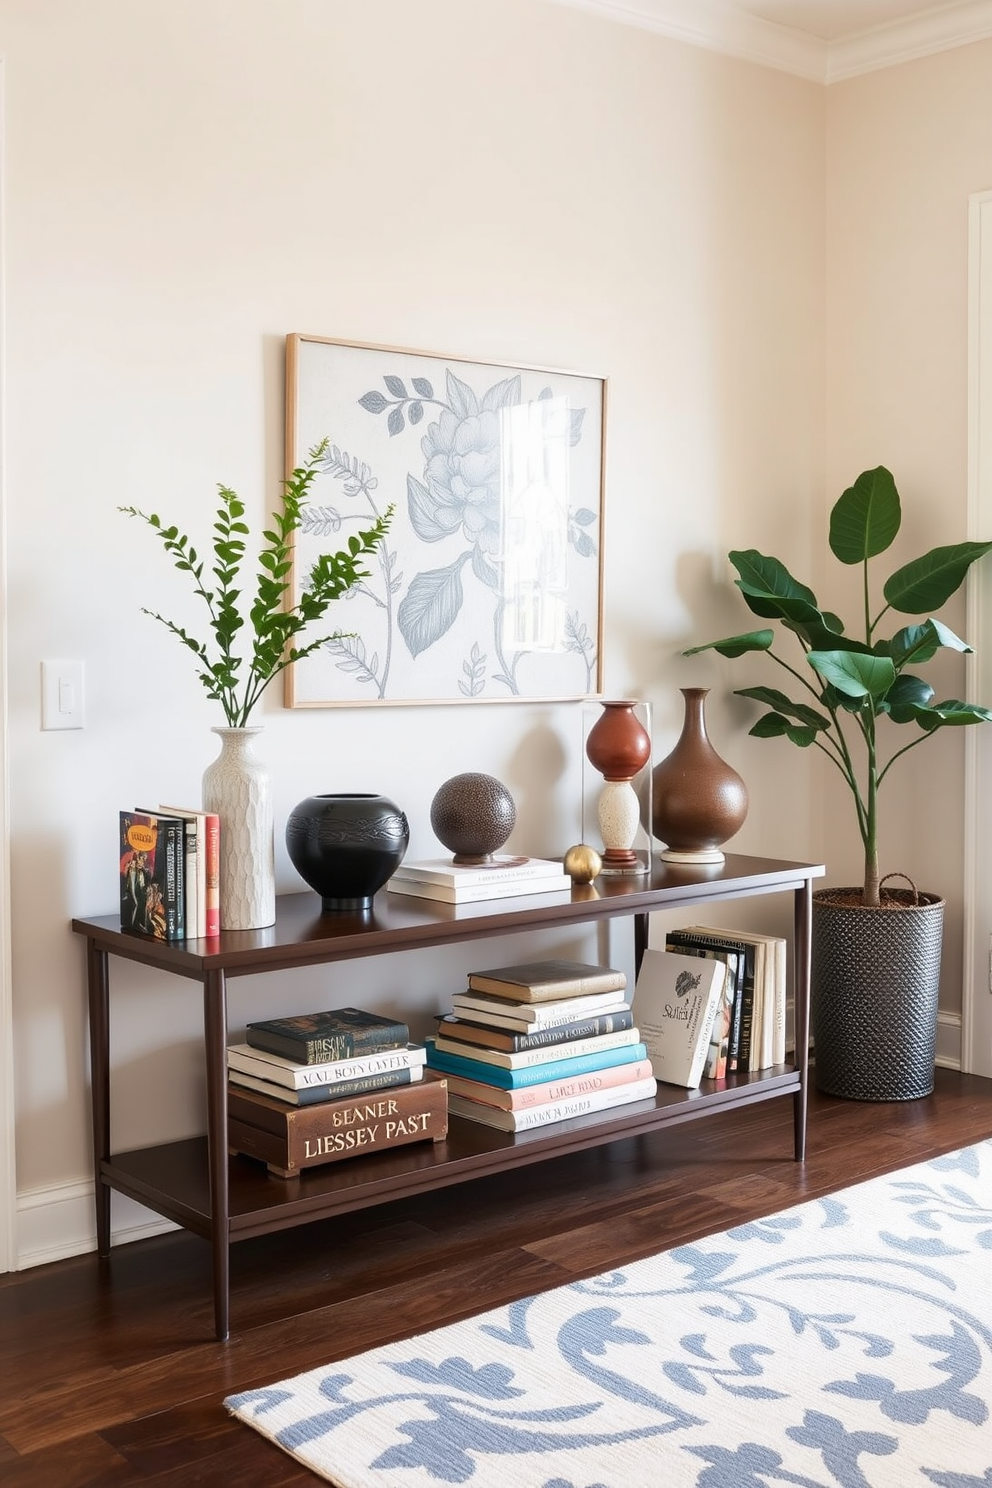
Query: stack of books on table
xmin=425 ymin=958 xmax=657 ymax=1132
xmin=386 ymin=855 xmax=572 ymax=904
xmin=226 ymin=1006 xmax=447 ymax=1179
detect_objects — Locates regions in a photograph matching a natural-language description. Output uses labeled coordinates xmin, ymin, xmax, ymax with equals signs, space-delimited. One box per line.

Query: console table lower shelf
xmin=104 ymin=1065 xmax=800 ymax=1245
xmin=76 ymin=853 xmax=821 ymax=1340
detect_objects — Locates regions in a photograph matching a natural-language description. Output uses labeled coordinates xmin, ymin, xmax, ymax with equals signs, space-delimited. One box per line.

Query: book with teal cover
xmin=424 ymin=1038 xmax=648 ymax=1089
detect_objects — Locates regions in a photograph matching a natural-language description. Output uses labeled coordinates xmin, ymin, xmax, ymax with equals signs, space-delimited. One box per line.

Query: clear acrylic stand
xmin=580 ymin=699 xmax=653 ymax=875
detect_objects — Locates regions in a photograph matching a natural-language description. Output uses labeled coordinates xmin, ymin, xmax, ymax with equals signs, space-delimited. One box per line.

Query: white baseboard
xmin=936 ymin=1010 xmax=962 ymax=1071
xmin=15 ymin=1178 xmax=177 ymax=1270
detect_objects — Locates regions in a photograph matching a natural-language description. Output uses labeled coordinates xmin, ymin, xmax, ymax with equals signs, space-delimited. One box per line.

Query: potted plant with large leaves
xmin=685 ymin=466 xmax=992 ymax=1100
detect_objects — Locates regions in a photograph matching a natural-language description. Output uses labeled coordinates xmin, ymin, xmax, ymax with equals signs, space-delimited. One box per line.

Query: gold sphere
xmin=563 ymin=843 xmax=603 ymax=884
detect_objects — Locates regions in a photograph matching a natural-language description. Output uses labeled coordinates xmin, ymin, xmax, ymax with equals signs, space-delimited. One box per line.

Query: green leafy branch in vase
xmin=119 ymin=438 xmax=392 ymax=727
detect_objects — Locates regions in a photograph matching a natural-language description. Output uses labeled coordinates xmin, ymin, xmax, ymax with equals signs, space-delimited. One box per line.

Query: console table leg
xmin=86 ymin=940 xmax=112 ymax=1258
xmin=792 ymin=879 xmax=812 ymax=1161
xmin=204 ymin=968 xmax=231 ymax=1341
xmin=633 ymin=911 xmax=649 ymax=975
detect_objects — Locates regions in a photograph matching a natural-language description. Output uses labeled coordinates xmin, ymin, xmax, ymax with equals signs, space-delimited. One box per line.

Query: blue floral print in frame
xmin=285 ymin=335 xmax=606 ymax=706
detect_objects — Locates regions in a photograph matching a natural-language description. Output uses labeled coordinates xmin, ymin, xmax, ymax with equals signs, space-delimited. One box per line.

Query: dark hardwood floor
xmin=2 ymin=1067 xmax=990 ymax=1485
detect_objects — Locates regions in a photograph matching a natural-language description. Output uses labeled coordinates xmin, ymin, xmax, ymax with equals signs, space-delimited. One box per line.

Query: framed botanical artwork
xmin=284 ymin=334 xmax=606 ymax=707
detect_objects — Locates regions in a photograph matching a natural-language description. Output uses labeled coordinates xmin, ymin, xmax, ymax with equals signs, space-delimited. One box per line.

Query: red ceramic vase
xmin=585 ymin=700 xmax=651 ymax=781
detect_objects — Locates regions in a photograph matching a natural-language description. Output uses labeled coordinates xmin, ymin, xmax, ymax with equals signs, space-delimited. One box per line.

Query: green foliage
xmin=684 ymin=466 xmax=992 ymax=905
xmin=120 ymin=438 xmax=391 ymax=728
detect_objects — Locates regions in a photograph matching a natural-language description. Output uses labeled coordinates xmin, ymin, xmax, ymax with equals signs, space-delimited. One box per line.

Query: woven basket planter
xmin=811 ymin=877 xmax=945 ymax=1102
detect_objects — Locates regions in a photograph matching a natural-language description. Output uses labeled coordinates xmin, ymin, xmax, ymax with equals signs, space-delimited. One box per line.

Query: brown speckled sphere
xmin=430 ymin=773 xmax=516 ymax=864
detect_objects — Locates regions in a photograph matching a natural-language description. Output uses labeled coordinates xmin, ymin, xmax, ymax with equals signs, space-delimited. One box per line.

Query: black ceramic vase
xmin=285 ymin=793 xmax=410 ymax=911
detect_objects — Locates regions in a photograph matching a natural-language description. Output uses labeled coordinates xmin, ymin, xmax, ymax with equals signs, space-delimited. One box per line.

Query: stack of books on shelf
xmin=226 ymin=1006 xmax=447 ymax=1179
xmin=663 ymin=924 xmax=788 ymax=1075
xmin=425 ymin=958 xmax=657 ymax=1132
xmin=119 ymin=805 xmax=220 ymax=943
xmin=386 ymin=855 xmax=572 ymax=904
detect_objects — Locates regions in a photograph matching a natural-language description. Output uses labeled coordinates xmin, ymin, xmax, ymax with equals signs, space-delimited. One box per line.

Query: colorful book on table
xmin=446 ymin=1077 xmax=658 ymax=1132
xmin=119 ymin=810 xmax=185 ymax=942
xmin=435 ymin=1005 xmax=634 ymax=1053
xmin=443 ymin=1056 xmax=655 ymax=1111
xmin=665 ymin=927 xmax=757 ymax=1072
xmin=663 ymin=934 xmax=740 ymax=1080
xmin=157 ymin=805 xmax=205 ymax=939
xmin=160 ymin=804 xmax=221 ymax=938
xmin=633 ymin=948 xmax=725 ymax=1090
xmin=431 ymin=1025 xmax=640 ymax=1070
xmin=246 ymin=1007 xmax=410 ymax=1065
xmin=228 ymin=1065 xmax=424 ymax=1106
xmin=449 ymin=987 xmax=628 ymax=1030
xmin=227 ymin=1041 xmax=427 ymax=1089
xmin=424 ymin=1038 xmax=648 ymax=1089
xmin=678 ymin=926 xmax=785 ymax=1072
xmin=464 ymin=959 xmax=627 ymax=1004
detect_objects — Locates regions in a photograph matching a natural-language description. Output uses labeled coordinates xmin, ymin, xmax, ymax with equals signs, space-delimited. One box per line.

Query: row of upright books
xmin=425 ymin=958 xmax=657 ymax=1131
xmin=226 ymin=1007 xmax=448 ymax=1179
xmin=119 ymin=806 xmax=221 ymax=942
xmin=663 ymin=924 xmax=788 ymax=1075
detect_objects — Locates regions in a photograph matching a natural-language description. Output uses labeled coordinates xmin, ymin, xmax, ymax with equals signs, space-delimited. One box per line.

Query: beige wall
xmin=825 ymin=39 xmax=992 ymax=1015
xmin=0 ymin=0 xmax=839 ymax=1262
xmin=5 ymin=0 xmax=988 ymax=1267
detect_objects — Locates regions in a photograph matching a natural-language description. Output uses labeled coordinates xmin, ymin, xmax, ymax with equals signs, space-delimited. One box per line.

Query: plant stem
xmin=860 ymin=706 xmax=880 ymax=905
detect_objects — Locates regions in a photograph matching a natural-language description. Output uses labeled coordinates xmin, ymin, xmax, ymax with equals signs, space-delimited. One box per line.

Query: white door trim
xmin=963 ymin=188 xmax=992 ymax=1079
xmin=0 ymin=57 xmax=15 ymax=1272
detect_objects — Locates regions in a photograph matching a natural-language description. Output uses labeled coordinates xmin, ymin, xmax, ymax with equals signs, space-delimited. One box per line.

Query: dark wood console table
xmin=73 ymin=852 xmax=823 ymax=1340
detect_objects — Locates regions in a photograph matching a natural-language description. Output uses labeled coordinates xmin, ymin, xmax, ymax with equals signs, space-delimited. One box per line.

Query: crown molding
xmin=542 ymin=0 xmax=992 ymax=83
xmin=543 ymin=0 xmax=827 ymax=79
xmin=827 ymin=0 xmax=992 ymax=81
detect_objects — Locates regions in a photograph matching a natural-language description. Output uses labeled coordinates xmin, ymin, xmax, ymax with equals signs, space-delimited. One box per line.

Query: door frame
xmin=963 ymin=188 xmax=992 ymax=1079
xmin=0 ymin=57 xmax=15 ymax=1271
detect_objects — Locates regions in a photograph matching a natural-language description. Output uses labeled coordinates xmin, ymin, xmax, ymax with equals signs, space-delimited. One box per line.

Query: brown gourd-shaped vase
xmin=585 ymin=700 xmax=652 ymax=872
xmin=651 ymin=687 xmax=748 ymax=864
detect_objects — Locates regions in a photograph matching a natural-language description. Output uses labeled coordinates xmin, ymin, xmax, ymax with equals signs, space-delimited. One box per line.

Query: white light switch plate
xmin=41 ymin=660 xmax=85 ymax=729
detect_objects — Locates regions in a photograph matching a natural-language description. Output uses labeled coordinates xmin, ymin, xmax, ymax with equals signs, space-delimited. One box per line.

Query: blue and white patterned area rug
xmin=226 ymin=1139 xmax=992 ymax=1488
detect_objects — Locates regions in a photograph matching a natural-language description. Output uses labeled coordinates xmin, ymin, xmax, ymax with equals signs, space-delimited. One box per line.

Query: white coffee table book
xmin=633 ymin=947 xmax=725 ymax=1089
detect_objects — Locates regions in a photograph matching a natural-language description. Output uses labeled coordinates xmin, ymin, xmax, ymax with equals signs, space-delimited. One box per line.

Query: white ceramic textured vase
xmin=596 ymin=778 xmax=642 ymax=863
xmin=202 ymin=726 xmax=275 ymax=930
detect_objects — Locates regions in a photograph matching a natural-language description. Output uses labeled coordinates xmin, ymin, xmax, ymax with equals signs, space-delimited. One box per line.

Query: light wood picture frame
xmin=285 ymin=333 xmax=606 ymax=707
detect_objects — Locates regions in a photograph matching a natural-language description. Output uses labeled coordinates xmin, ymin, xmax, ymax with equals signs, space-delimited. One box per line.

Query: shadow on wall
xmin=507 ymin=715 xmax=571 ymax=857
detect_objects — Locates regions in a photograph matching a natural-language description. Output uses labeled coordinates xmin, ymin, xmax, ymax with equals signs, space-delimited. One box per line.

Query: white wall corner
xmin=15 ymin=1178 xmax=177 ymax=1271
